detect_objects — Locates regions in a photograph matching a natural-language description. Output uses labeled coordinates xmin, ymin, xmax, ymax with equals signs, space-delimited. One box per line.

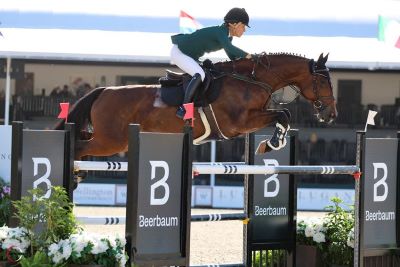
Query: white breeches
xmin=170 ymin=45 xmax=205 ymax=81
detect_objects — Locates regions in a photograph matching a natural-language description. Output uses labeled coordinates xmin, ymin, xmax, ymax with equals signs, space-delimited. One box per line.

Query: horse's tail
xmin=54 ymin=87 xmax=106 ymax=138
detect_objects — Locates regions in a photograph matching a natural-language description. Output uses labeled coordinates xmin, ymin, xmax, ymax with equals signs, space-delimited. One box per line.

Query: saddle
xmin=159 ymin=61 xmax=223 ymax=107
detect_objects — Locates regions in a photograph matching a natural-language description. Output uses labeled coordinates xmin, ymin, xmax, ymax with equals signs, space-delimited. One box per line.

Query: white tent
xmin=1 ymin=28 xmax=400 ymax=69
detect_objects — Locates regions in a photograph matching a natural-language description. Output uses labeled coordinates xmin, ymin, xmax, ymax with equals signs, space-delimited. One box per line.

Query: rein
xmin=252 ymin=53 xmax=334 ymax=110
xmin=210 ymin=52 xmax=334 ymax=111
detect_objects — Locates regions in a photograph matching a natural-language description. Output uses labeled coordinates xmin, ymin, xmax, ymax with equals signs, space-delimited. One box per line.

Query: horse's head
xmin=302 ymin=53 xmax=337 ymax=123
xmin=215 ymin=52 xmax=337 ymax=124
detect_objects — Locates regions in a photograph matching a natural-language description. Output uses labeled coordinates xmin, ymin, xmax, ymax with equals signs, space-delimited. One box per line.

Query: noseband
xmin=311 ymin=64 xmax=335 ymax=112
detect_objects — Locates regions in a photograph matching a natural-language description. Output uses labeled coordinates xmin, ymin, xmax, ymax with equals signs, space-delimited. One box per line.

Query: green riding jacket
xmin=171 ymin=24 xmax=248 ymax=61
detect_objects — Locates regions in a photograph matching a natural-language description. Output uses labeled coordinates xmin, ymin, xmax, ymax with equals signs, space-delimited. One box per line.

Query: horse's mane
xmin=212 ymin=52 xmax=310 ymax=70
xmin=267 ymin=52 xmax=308 ymax=61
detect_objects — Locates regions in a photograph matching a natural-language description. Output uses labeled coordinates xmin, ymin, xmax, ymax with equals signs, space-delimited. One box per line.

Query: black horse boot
xmin=176 ymin=73 xmax=202 ymax=119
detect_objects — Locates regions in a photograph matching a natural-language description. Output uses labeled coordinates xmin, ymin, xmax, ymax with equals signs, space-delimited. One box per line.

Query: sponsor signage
xmin=20 ymin=130 xmax=66 ymax=198
xmin=73 ymin=183 xmax=116 ymax=205
xmin=126 ymin=126 xmax=191 ymax=266
xmin=10 ymin=126 xmax=67 ymax=227
xmin=0 ymin=126 xmax=11 ymax=183
xmin=250 ymin=135 xmax=293 ymax=243
xmin=362 ymin=138 xmax=398 ymax=248
xmin=135 ymin=139 xmax=182 ymax=254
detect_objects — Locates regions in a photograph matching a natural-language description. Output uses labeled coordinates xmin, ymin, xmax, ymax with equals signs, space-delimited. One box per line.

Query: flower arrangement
xmin=0 ymin=179 xmax=12 ymax=226
xmin=297 ymin=217 xmax=326 ymax=247
xmin=8 ymin=186 xmax=81 ymax=266
xmin=297 ymin=197 xmax=354 ymax=267
xmin=47 ymin=232 xmax=128 ymax=267
xmin=0 ymin=226 xmax=30 ymax=263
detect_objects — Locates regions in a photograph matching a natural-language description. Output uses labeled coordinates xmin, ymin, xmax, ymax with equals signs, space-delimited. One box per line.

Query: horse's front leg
xmin=252 ymin=109 xmax=291 ymax=154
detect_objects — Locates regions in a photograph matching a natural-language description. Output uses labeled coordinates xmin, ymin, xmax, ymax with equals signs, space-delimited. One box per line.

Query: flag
xmin=378 ymin=16 xmax=400 ymax=49
xmin=179 ymin=10 xmax=202 ymax=34
xmin=364 ymin=110 xmax=377 ymax=132
xmin=58 ymin=102 xmax=70 ymax=121
xmin=183 ymin=103 xmax=194 ymax=126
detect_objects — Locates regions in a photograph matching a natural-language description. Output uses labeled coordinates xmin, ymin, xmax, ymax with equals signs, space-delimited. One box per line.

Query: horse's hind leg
xmin=72 ymin=138 xmax=127 ymax=186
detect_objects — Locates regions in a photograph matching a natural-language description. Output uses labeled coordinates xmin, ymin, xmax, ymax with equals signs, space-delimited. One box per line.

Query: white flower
xmin=61 ymin=242 xmax=72 ymax=259
xmin=108 ymin=237 xmax=117 ymax=249
xmin=313 ymin=232 xmax=326 ymax=243
xmin=116 ymin=252 xmax=128 ymax=267
xmin=313 ymin=223 xmax=325 ymax=233
xmin=48 ymin=243 xmax=60 ymax=255
xmin=304 ymin=225 xmax=314 ymax=237
xmin=0 ymin=226 xmax=9 ymax=240
xmin=52 ymin=252 xmax=64 ymax=264
xmin=116 ymin=235 xmax=126 ymax=246
xmin=347 ymin=238 xmax=354 ymax=248
xmin=347 ymin=228 xmax=355 ymax=248
xmin=91 ymin=238 xmax=109 ymax=254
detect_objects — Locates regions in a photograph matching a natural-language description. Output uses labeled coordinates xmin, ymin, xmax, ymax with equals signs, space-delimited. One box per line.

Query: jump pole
xmin=74 ymin=160 xmax=359 ymax=175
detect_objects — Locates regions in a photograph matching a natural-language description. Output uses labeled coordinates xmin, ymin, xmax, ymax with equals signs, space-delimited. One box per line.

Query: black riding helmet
xmin=224 ymin=8 xmax=250 ymax=27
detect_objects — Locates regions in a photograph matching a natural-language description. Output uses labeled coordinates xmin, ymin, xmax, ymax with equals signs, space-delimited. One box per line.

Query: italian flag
xmin=179 ymin=10 xmax=203 ymax=34
xmin=378 ymin=16 xmax=400 ymax=48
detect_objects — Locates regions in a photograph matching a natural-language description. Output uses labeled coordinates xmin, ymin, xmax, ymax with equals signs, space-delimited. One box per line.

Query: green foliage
xmin=0 ymin=179 xmax=11 ymax=226
xmin=322 ymin=197 xmax=354 ymax=266
xmin=12 ymin=186 xmax=81 ymax=256
xmin=19 ymin=251 xmax=56 ymax=267
xmin=253 ymin=249 xmax=285 ymax=267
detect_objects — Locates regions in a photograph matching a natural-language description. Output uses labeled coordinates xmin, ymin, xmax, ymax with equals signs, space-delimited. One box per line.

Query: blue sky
xmin=0 ymin=10 xmax=377 ymax=38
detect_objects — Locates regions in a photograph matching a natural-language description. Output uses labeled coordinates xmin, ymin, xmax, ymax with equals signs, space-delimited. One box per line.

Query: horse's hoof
xmin=72 ymin=170 xmax=88 ymax=190
xmin=255 ymin=140 xmax=272 ymax=154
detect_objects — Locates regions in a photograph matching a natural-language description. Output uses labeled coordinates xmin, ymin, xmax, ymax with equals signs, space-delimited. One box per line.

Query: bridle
xmin=310 ymin=62 xmax=335 ymax=112
xmin=250 ymin=53 xmax=334 ymax=111
xmin=214 ymin=53 xmax=335 ymax=112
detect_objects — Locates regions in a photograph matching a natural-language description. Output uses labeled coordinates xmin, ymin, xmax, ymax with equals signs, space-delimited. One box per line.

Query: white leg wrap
xmin=266 ymin=123 xmax=290 ymax=151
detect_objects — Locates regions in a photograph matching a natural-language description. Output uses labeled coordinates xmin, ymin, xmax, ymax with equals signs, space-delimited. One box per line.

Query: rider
xmin=171 ymin=7 xmax=253 ymax=119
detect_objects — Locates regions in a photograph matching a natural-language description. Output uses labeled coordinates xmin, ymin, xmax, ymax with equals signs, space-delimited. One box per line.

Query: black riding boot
xmin=176 ymin=73 xmax=202 ymax=119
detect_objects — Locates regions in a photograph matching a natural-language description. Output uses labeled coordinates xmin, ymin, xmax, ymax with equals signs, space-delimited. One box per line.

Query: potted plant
xmin=47 ymin=233 xmax=128 ymax=267
xmin=296 ymin=197 xmax=354 ymax=267
xmin=323 ymin=197 xmax=354 ymax=267
xmin=296 ymin=217 xmax=325 ymax=267
xmin=12 ymin=186 xmax=81 ymax=266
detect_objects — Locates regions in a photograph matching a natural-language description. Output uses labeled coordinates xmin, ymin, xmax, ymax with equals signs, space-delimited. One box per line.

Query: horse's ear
xmin=317 ymin=53 xmax=324 ymax=63
xmin=323 ymin=53 xmax=329 ymax=64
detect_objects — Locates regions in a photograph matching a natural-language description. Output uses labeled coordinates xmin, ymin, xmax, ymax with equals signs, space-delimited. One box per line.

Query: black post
xmin=396 ymin=131 xmax=400 ymax=248
xmin=181 ymin=125 xmax=193 ymax=266
xmin=125 ymin=124 xmax=140 ymax=266
xmin=244 ymin=132 xmax=255 ymax=266
xmin=354 ymin=130 xmax=365 ymax=267
xmin=287 ymin=129 xmax=298 ymax=267
xmin=64 ymin=123 xmax=75 ymax=200
xmin=9 ymin=121 xmax=23 ymax=227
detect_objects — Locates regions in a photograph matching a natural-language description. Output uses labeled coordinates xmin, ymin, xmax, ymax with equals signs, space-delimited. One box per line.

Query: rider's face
xmin=229 ymin=22 xmax=246 ymax=37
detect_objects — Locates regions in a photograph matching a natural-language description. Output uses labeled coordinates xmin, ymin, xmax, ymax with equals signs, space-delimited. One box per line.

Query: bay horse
xmin=55 ymin=53 xmax=336 ymax=161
